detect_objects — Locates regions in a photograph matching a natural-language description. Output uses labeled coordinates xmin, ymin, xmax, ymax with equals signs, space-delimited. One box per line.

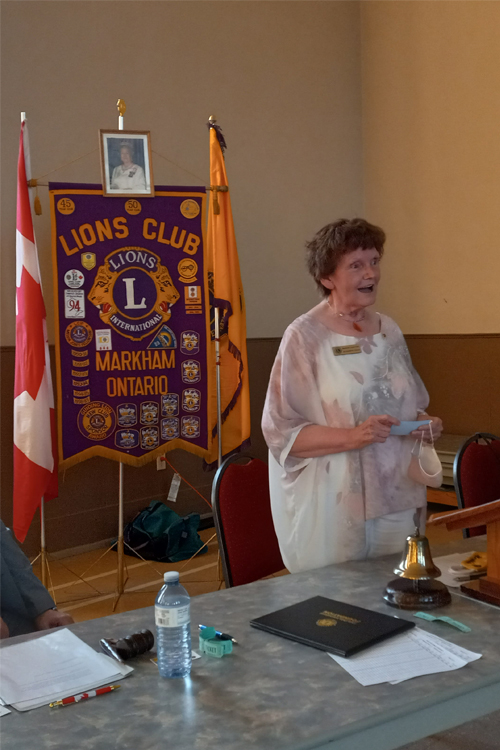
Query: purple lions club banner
xmin=50 ymin=183 xmax=212 ymax=469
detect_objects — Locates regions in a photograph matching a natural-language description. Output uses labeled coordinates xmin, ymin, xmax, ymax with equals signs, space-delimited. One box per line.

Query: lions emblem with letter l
xmin=87 ymin=247 xmax=180 ymax=342
xmin=140 ymin=427 xmax=159 ymax=450
xmin=182 ymin=389 xmax=200 ymax=413
xmin=78 ymin=402 xmax=115 ymax=441
xmin=181 ymin=416 xmax=200 ymax=439
xmin=141 ymin=402 xmax=159 ymax=425
xmin=161 ymin=418 xmax=179 ymax=441
xmin=161 ymin=394 xmax=179 ymax=417
xmin=65 ymin=322 xmax=93 ymax=348
xmin=180 ymin=331 xmax=199 ymax=355
xmin=181 ymin=360 xmax=201 ymax=383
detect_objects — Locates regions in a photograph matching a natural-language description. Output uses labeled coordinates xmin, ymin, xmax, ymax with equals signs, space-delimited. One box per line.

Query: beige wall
xmin=0 ymin=1 xmax=364 ymax=552
xmin=4 ymin=1 xmax=500 ymax=554
xmin=361 ymin=1 xmax=500 ymax=334
xmin=1 ymin=1 xmax=363 ymax=344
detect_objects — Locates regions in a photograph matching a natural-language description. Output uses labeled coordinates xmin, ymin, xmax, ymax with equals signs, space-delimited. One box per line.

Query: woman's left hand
xmin=411 ymin=415 xmax=443 ymax=443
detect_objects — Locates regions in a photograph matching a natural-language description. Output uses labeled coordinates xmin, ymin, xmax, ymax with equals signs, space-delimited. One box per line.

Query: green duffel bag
xmin=122 ymin=501 xmax=207 ymax=563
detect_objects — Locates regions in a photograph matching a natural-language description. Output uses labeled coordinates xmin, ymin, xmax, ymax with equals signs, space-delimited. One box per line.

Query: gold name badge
xmin=333 ymin=345 xmax=362 ymax=356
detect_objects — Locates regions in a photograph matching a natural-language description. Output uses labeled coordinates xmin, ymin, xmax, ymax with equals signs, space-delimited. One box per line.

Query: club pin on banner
xmin=50 ymin=184 xmax=212 ymax=468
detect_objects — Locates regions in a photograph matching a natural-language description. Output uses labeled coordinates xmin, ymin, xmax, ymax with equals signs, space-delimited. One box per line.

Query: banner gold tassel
xmin=28 ymin=179 xmax=42 ymax=215
xmin=209 ymin=185 xmax=229 ymax=216
xmin=34 ymin=190 xmax=42 ymax=216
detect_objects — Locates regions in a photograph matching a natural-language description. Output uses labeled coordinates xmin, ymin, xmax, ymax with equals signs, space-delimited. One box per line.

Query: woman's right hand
xmin=353 ymin=415 xmax=400 ymax=449
xmin=289 ymin=416 xmax=400 ymax=458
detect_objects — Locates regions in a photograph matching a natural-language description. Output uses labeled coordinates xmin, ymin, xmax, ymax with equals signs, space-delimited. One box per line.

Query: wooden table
xmin=1 ymin=537 xmax=498 ymax=750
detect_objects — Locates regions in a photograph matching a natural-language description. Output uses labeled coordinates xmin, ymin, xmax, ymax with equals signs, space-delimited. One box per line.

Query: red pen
xmin=49 ymin=684 xmax=120 ymax=708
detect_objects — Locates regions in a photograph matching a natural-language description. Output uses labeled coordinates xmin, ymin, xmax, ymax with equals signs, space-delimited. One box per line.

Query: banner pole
xmin=115 ymin=99 xmax=126 ymax=597
xmin=40 ymin=497 xmax=47 ymax=587
xmin=117 ymin=462 xmax=125 ymax=594
xmin=214 ymin=305 xmax=223 ymax=584
xmin=214 ymin=307 xmax=222 ymax=468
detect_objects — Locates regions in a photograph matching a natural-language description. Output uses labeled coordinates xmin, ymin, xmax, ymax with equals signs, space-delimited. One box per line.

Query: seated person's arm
xmin=0 ymin=521 xmax=74 ymax=636
xmin=34 ymin=608 xmax=74 ymax=631
xmin=0 ymin=617 xmax=9 ymax=639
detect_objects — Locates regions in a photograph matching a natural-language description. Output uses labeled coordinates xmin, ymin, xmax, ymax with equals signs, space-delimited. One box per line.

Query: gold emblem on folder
xmin=316 ymin=618 xmax=337 ymax=627
xmin=333 ymin=345 xmax=362 ymax=356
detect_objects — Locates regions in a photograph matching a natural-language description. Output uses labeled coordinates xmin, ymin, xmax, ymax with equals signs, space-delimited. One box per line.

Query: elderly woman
xmin=262 ymin=218 xmax=443 ymax=574
xmin=111 ymin=141 xmax=146 ymax=192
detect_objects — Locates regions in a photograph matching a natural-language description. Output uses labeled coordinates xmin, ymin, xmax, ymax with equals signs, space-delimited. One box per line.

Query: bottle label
xmin=155 ymin=604 xmax=190 ymax=628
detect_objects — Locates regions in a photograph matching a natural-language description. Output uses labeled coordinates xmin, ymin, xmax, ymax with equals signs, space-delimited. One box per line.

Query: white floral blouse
xmin=261 ymin=312 xmax=429 ymax=573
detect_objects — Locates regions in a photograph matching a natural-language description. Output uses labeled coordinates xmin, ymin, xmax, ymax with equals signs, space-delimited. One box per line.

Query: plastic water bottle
xmin=155 ymin=571 xmax=191 ymax=678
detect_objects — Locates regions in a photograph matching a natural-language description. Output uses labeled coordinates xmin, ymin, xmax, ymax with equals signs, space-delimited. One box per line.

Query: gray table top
xmin=1 ymin=537 xmax=498 ymax=750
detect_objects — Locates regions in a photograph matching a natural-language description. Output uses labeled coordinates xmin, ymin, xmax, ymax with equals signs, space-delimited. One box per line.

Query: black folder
xmin=250 ymin=596 xmax=414 ymax=657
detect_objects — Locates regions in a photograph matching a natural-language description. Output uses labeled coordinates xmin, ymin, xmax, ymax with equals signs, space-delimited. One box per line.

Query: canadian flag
xmin=13 ymin=119 xmax=58 ymax=542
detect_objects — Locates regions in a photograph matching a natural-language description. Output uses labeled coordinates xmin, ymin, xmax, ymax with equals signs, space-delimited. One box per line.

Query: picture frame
xmin=99 ymin=130 xmax=154 ymax=197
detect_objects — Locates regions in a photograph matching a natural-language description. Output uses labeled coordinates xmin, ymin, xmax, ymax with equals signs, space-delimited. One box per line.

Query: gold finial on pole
xmin=208 ymin=115 xmax=217 ymax=126
xmin=117 ymin=99 xmax=126 ymax=131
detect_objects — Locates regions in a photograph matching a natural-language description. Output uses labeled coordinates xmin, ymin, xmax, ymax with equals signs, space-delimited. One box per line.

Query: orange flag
xmin=206 ymin=124 xmax=250 ymax=465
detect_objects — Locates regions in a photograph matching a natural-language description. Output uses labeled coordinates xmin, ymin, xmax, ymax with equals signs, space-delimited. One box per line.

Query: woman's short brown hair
xmin=306 ymin=218 xmax=386 ymax=297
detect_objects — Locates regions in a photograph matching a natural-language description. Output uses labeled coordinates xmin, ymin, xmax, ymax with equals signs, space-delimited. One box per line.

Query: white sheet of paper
xmin=10 ymin=655 xmax=133 ymax=712
xmin=0 ymin=629 xmax=124 ymax=705
xmin=388 ymin=629 xmax=481 ymax=684
xmin=416 ymin=629 xmax=481 ymax=660
xmin=0 ymin=705 xmax=11 ymax=716
xmin=328 ymin=628 xmax=481 ymax=686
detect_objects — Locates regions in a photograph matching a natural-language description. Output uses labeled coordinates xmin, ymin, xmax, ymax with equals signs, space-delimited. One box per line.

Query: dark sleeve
xmin=0 ymin=521 xmax=55 ymax=625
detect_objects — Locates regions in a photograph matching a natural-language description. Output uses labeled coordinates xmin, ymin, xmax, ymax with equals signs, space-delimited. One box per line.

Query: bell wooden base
xmin=384 ymin=578 xmax=452 ymax=610
xmin=460 ymin=577 xmax=500 ymax=608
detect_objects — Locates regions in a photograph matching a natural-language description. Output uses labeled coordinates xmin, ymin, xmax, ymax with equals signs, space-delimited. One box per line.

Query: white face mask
xmin=407 ymin=422 xmax=443 ymax=489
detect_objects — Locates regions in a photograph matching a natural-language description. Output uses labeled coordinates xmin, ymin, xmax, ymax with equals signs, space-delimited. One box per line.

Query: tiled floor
xmin=33 ymin=491 xmax=462 ymax=623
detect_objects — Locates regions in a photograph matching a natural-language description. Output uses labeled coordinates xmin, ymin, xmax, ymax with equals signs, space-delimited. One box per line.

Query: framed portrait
xmin=99 ymin=130 xmax=154 ymax=197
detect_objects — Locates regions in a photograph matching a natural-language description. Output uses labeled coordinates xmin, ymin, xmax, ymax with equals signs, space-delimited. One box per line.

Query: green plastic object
xmin=414 ymin=611 xmax=471 ymax=633
xmin=199 ymin=627 xmax=217 ymax=641
xmin=198 ymin=633 xmax=233 ymax=658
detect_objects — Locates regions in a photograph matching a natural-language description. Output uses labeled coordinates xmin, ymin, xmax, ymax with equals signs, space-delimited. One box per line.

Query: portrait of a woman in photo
xmin=110 ymin=140 xmax=146 ymax=192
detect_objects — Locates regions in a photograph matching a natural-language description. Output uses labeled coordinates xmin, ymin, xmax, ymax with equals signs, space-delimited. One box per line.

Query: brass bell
xmin=384 ymin=525 xmax=451 ymax=610
xmin=393 ymin=527 xmax=441 ymax=580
